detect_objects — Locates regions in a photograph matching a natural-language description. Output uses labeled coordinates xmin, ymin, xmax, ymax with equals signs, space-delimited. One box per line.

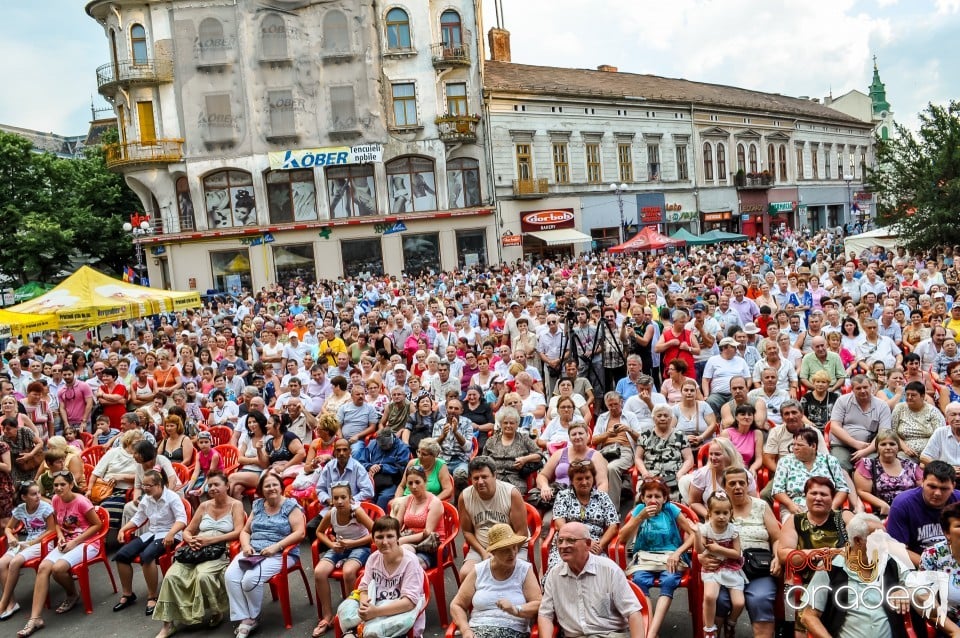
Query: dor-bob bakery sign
xmin=520 ymin=208 xmax=576 ymax=233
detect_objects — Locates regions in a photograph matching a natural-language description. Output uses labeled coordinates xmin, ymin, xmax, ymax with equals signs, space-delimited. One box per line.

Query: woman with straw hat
xmin=450 ymin=523 xmax=542 ymax=638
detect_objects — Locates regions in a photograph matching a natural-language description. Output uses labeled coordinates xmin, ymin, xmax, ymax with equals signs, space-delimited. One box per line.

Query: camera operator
xmin=622 ymin=310 xmax=658 ymax=386
xmin=600 ymin=307 xmax=626 ymax=393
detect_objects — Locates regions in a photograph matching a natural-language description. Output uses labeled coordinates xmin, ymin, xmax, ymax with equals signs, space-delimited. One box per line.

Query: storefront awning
xmin=526 ymin=229 xmax=593 ymax=246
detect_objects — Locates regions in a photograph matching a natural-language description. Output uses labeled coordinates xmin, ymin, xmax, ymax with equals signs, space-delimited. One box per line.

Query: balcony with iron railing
xmin=96 ymin=59 xmax=173 ymax=95
xmin=431 ymin=42 xmax=470 ymax=68
xmin=512 ymin=178 xmax=549 ymax=198
xmin=105 ymin=138 xmax=184 ymax=170
xmin=436 ymin=114 xmax=480 ymax=145
xmin=735 ymin=172 xmax=775 ymax=189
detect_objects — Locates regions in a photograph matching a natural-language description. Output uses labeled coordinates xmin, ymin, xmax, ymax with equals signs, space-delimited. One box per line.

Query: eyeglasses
xmin=51 ymin=471 xmax=73 ymax=479
xmin=570 ymin=460 xmax=592 ymax=468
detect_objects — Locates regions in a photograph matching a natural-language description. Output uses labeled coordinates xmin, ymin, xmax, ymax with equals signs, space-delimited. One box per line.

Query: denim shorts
xmin=321 ymin=546 xmax=371 ymax=567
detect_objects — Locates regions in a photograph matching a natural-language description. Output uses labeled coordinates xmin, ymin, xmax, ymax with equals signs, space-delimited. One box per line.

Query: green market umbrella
xmin=13 ymin=282 xmax=54 ymax=302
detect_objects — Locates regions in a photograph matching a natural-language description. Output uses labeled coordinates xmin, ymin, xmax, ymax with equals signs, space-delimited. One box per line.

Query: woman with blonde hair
xmin=684 ymin=437 xmax=757 ymax=519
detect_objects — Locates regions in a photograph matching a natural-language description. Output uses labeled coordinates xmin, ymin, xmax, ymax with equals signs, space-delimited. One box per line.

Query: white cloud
xmin=936 ymin=0 xmax=960 ymax=14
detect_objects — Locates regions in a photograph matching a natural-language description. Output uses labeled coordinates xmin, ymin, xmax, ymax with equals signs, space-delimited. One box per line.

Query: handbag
xmin=174 ymin=541 xmax=227 ymax=565
xmin=413 ymin=532 xmax=440 ymax=555
xmin=625 ymin=550 xmax=676 ymax=576
xmin=518 ymin=458 xmax=544 ymax=479
xmin=600 ymin=444 xmax=622 ymax=462
xmin=89 ymin=477 xmax=116 ymax=505
xmin=742 ymin=548 xmax=773 ymax=581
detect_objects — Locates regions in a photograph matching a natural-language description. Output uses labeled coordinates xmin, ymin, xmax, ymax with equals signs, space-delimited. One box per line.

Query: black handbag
xmin=518 ymin=459 xmax=544 ymax=479
xmin=742 ymin=548 xmax=773 ymax=581
xmin=174 ymin=541 xmax=227 ymax=565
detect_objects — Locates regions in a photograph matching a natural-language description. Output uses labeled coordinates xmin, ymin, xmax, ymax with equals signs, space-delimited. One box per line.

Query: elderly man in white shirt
xmin=623 ymin=374 xmax=668 ymax=431
xmin=855 ymin=317 xmax=902 ymax=370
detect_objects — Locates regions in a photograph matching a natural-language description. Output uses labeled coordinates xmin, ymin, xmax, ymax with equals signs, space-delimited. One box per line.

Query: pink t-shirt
xmin=54 ymin=494 xmax=94 ymax=542
xmin=360 ymin=549 xmax=424 ymax=606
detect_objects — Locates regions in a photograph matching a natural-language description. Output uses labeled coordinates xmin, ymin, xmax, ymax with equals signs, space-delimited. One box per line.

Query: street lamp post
xmin=843 ymin=174 xmax=854 ymax=228
xmin=122 ymin=219 xmax=152 ymax=281
xmin=609 ymin=182 xmax=629 ymax=245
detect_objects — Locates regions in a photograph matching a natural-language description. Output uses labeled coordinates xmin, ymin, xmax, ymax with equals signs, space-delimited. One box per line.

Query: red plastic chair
xmin=81 ymin=445 xmax=106 ymax=467
xmin=629 ymin=581 xmax=653 ymax=635
xmin=697 ymin=444 xmax=711 ymax=467
xmin=334 ymin=573 xmax=429 ymax=638
xmin=35 ymin=507 xmax=117 ymax=614
xmin=267 ymin=543 xmax=314 ymax=629
xmin=215 ymin=444 xmax=240 ymax=475
xmin=170 ymin=462 xmax=192 ymax=487
xmin=310 ymin=502 xmax=384 ymax=608
xmin=609 ymin=502 xmax=704 ymax=638
xmin=823 ymin=421 xmax=832 ymax=451
xmin=428 ymin=501 xmax=464 ymax=626
xmin=79 ymin=431 xmax=94 ymax=448
xmin=83 ymin=463 xmax=95 ymax=488
xmin=470 ymin=437 xmax=479 ymax=459
xmin=207 ymin=425 xmax=233 ymax=447
xmin=200 ymin=407 xmax=211 ymax=423
xmin=524 ymin=503 xmax=542 ymax=578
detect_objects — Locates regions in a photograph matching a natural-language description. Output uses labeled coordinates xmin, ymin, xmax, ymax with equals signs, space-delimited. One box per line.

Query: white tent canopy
xmin=844 ymin=226 xmax=901 ymax=256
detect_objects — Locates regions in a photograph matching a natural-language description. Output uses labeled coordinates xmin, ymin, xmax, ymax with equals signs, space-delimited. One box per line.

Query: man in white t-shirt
xmin=623 ymin=375 xmax=668 ymax=431
xmin=702 ymin=337 xmax=752 ymax=416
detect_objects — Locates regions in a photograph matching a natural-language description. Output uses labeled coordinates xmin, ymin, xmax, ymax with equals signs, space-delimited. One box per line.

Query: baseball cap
xmin=719 ymin=337 xmax=738 ymax=348
xmin=393 ymin=363 xmax=408 ymax=372
xmin=510 ymin=301 xmax=520 ymax=308
xmin=692 ymin=302 xmax=706 ymax=312
xmin=288 ymin=331 xmax=298 ymax=339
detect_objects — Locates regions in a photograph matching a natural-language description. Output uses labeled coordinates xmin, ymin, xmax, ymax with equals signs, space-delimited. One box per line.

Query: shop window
xmin=456 ymin=229 xmax=488 ymax=270
xmin=266 ymin=169 xmax=317 ymax=223
xmin=618 ymin=143 xmax=633 ymax=182
xmin=386 ymin=156 xmax=437 ymax=213
xmin=198 ymin=18 xmax=227 ymax=64
xmin=586 ymin=143 xmax=602 ymax=183
xmin=326 ymin=164 xmax=376 ymax=218
xmin=203 ymin=170 xmax=257 ymax=228
xmin=323 ymin=10 xmax=349 ymax=52
xmin=447 ymin=158 xmax=481 ymax=208
xmin=552 ymin=143 xmax=569 ymax=184
xmin=702 ymin=142 xmax=713 ymax=181
xmin=676 ymin=145 xmax=688 ymax=180
xmin=211 ymin=249 xmax=252 ymax=295
xmin=131 ymin=24 xmax=148 ymax=64
xmin=386 ymin=8 xmax=411 ymax=50
xmin=717 ymin=143 xmax=727 ymax=183
xmin=402 ymin=233 xmax=441 ymax=275
xmin=273 ymin=243 xmax=315 ymax=283
xmin=392 ymin=83 xmax=418 ymax=127
xmin=440 ymin=10 xmax=463 ymax=50
xmin=342 ymin=238 xmax=384 ymax=278
xmin=445 ymin=83 xmax=467 ymax=116
xmin=175 ymin=176 xmax=196 ymax=231
xmin=591 ymin=227 xmax=620 ymax=252
xmin=268 ymin=89 xmax=296 ymax=137
xmin=261 ymin=13 xmax=288 ymax=59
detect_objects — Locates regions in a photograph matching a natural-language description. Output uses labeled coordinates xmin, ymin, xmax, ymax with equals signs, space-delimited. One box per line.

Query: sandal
xmin=56 ymin=596 xmax=79 ymax=615
xmin=145 ymin=597 xmax=158 ymax=616
xmin=17 ymin=618 xmax=44 ymax=638
xmin=313 ymin=619 xmax=333 ymax=637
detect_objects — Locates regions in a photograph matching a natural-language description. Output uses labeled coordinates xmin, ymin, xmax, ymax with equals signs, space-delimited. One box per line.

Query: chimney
xmin=597 ymin=65 xmax=618 ymax=73
xmin=488 ymin=28 xmax=511 ymax=62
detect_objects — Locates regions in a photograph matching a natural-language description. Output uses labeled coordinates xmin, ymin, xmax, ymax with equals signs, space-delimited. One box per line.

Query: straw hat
xmin=485 ymin=524 xmax=528 ymax=552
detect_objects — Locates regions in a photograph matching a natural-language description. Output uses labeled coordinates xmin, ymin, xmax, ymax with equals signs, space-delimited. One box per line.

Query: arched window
xmin=778 ymin=145 xmax=788 ymax=182
xmin=323 ymin=10 xmax=349 ymax=52
xmin=198 ymin=17 xmax=226 ymax=63
xmin=440 ymin=10 xmax=463 ymax=50
xmin=736 ymin=143 xmax=746 ymax=173
xmin=386 ymin=156 xmax=437 ymax=213
xmin=260 ymin=13 xmax=288 ymax=59
xmin=702 ymin=142 xmax=714 ymax=181
xmin=175 ymin=177 xmax=196 ymax=231
xmin=717 ymin=143 xmax=727 ymax=183
xmin=386 ymin=8 xmax=411 ymax=49
xmin=767 ymin=144 xmax=776 ymax=180
xmin=748 ymin=144 xmax=758 ymax=173
xmin=203 ymin=170 xmax=257 ymax=228
xmin=131 ymin=24 xmax=148 ymax=64
xmin=266 ymin=169 xmax=317 ymax=222
xmin=447 ymin=158 xmax=481 ymax=208
xmin=327 ymin=164 xmax=376 ymax=218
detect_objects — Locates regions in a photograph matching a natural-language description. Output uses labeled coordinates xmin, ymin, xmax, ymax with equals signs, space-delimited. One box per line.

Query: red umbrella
xmin=607 ymin=226 xmax=687 ymax=254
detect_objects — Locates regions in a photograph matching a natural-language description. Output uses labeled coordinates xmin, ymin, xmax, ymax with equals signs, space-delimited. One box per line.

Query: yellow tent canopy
xmin=8 ymin=265 xmax=201 ymax=330
xmin=0 ymin=308 xmax=59 ymax=339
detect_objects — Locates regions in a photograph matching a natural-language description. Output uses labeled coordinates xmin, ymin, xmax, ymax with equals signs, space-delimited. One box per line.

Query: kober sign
xmin=521 ymin=208 xmax=576 ymax=232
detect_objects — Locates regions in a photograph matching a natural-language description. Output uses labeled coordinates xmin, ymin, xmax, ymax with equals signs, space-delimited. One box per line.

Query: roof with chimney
xmin=484 ymin=61 xmax=869 ymax=127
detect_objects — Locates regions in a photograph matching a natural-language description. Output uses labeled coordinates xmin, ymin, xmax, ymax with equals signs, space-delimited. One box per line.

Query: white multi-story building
xmin=483 ymin=36 xmax=877 ymax=261
xmin=86 ymin=0 xmax=494 ymax=292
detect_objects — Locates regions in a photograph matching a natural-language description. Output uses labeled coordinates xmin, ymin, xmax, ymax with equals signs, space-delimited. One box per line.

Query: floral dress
xmin=547 ymin=488 xmax=619 ymax=571
xmin=771 ymin=453 xmax=847 ymax=511
xmin=892 ymin=403 xmax=946 ymax=456
xmin=854 ymin=457 xmax=922 ymax=506
xmin=920 ymin=540 xmax=960 ymax=624
xmin=482 ymin=434 xmax=540 ymax=494
xmin=638 ymin=428 xmax=689 ymax=501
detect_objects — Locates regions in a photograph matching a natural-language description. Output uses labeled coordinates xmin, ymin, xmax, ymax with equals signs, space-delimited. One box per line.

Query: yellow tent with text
xmin=0 ymin=308 xmax=59 ymax=339
xmin=8 ymin=266 xmax=201 ymax=330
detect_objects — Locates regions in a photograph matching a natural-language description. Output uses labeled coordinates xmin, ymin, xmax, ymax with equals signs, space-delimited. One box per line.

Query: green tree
xmin=0 ymin=129 xmax=138 ymax=285
xmin=869 ymin=101 xmax=960 ymax=251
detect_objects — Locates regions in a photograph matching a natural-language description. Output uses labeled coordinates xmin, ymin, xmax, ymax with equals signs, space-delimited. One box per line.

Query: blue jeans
xmin=631 ymin=569 xmax=684 ymax=598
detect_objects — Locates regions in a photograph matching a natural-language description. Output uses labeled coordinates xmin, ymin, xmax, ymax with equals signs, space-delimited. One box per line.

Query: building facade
xmin=484 ymin=48 xmax=877 ymax=261
xmin=86 ymin=0 xmax=494 ymax=292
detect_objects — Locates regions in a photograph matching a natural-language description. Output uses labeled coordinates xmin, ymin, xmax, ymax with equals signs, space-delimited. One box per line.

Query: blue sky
xmin=1 ymin=0 xmax=956 ymax=134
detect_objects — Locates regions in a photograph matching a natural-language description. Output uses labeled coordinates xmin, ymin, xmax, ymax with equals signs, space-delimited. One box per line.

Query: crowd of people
xmin=3 ymin=228 xmax=960 ymax=638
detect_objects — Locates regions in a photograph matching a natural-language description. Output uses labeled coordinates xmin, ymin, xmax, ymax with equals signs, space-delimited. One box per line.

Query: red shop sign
xmin=520 ymin=208 xmax=576 ymax=232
